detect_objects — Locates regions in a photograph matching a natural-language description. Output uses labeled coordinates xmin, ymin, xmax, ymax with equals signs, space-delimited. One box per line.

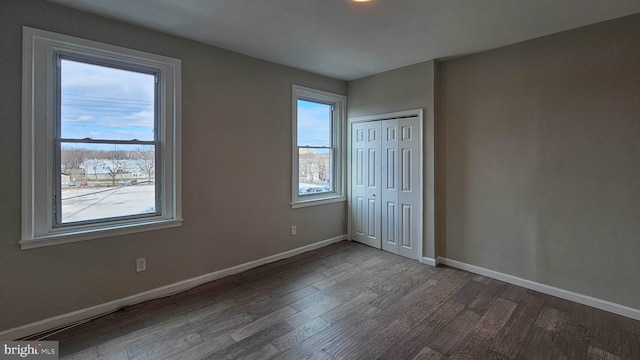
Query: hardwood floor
xmin=46 ymin=241 xmax=640 ymax=359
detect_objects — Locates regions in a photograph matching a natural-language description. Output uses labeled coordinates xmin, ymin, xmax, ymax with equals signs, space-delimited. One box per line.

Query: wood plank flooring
xmin=45 ymin=241 xmax=640 ymax=359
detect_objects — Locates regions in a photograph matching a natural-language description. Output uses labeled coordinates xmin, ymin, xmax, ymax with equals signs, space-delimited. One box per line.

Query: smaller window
xmin=292 ymin=85 xmax=346 ymax=208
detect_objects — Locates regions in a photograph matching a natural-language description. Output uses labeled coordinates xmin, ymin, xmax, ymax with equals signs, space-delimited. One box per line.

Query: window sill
xmin=20 ymin=218 xmax=183 ymax=250
xmin=291 ymin=196 xmax=346 ymax=209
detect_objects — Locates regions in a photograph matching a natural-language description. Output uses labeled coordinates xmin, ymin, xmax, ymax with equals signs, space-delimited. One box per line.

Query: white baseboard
xmin=420 ymin=257 xmax=437 ymax=267
xmin=0 ymin=235 xmax=347 ymax=340
xmin=437 ymin=257 xmax=640 ymax=321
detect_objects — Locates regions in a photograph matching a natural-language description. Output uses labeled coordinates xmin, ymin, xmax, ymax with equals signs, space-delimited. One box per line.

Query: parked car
xmin=80 ymin=181 xmax=88 ymax=186
xmin=118 ymin=180 xmax=128 ymax=186
xmin=67 ymin=181 xmax=77 ymax=187
xmin=130 ymin=179 xmax=137 ymax=185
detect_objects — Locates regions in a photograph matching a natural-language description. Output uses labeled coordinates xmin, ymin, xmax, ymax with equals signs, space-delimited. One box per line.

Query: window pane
xmin=298 ymin=148 xmax=332 ymax=195
xmin=60 ymin=143 xmax=156 ymax=224
xmin=297 ymin=100 xmax=331 ymax=147
xmin=60 ymin=59 xmax=155 ymax=141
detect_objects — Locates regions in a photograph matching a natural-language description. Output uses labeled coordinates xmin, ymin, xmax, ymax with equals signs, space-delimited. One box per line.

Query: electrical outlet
xmin=291 ymin=225 xmax=297 ymax=236
xmin=136 ymin=258 xmax=147 ymax=272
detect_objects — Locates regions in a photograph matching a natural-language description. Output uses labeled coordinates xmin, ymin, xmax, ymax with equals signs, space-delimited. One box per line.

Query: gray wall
xmin=3 ymin=0 xmax=640 ymax=334
xmin=347 ymin=61 xmax=437 ymax=259
xmin=0 ymin=0 xmax=346 ymax=331
xmin=439 ymin=13 xmax=640 ymax=309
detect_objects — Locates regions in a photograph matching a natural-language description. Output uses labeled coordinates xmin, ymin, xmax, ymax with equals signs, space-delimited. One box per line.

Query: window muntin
xmin=22 ymin=27 xmax=182 ymax=249
xmin=291 ymin=85 xmax=345 ymax=208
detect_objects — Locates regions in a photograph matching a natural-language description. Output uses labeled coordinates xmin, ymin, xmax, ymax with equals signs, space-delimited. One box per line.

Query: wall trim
xmin=420 ymin=256 xmax=437 ymax=267
xmin=437 ymin=257 xmax=640 ymax=321
xmin=0 ymin=235 xmax=347 ymax=340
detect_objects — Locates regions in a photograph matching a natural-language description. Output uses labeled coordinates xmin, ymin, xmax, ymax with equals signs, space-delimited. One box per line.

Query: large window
xmin=291 ymin=85 xmax=346 ymax=208
xmin=22 ymin=27 xmax=182 ymax=249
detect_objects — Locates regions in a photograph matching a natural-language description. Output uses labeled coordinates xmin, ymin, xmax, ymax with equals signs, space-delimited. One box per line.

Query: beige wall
xmin=347 ymin=61 xmax=437 ymax=259
xmin=0 ymin=0 xmax=346 ymax=331
xmin=439 ymin=13 xmax=640 ymax=309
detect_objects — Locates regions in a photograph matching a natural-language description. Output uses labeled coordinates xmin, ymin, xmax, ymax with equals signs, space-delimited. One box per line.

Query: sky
xmin=61 ymin=59 xmax=331 ymax=148
xmin=60 ymin=59 xmax=156 ymax=142
xmin=297 ymin=100 xmax=331 ymax=147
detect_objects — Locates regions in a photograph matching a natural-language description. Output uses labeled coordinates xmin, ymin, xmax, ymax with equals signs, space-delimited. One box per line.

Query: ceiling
xmin=49 ymin=0 xmax=640 ymax=81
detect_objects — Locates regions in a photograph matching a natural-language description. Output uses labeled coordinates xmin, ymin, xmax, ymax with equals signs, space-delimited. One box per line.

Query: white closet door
xmin=396 ymin=117 xmax=421 ymax=260
xmin=351 ymin=121 xmax=382 ymax=248
xmin=381 ymin=120 xmax=399 ymax=254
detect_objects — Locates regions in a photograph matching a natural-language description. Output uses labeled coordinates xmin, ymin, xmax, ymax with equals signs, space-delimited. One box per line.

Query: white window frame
xmin=291 ymin=85 xmax=346 ymax=208
xmin=21 ymin=27 xmax=182 ymax=249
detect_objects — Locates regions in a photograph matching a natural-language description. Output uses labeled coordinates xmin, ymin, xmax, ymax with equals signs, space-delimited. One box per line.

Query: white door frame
xmin=347 ymin=109 xmax=424 ymax=260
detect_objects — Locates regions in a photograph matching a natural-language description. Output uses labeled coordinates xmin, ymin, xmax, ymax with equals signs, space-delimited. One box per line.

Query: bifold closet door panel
xmin=351 ymin=121 xmax=382 ymax=248
xmin=397 ymin=117 xmax=421 ymax=260
xmin=381 ymin=119 xmax=399 ymax=254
